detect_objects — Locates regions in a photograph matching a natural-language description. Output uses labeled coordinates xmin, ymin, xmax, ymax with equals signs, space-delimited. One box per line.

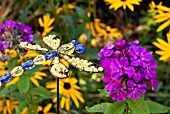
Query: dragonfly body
xmin=0 ymin=34 xmax=103 ymax=85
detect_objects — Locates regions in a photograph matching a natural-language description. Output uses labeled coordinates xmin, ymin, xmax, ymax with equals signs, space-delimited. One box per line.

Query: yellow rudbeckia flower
xmin=0 ymin=98 xmax=19 ymax=114
xmin=38 ymin=14 xmax=55 ymax=37
xmin=153 ymin=5 xmax=170 ymax=32
xmin=152 ymin=31 xmax=170 ymax=61
xmin=46 ymin=77 xmax=84 ymax=111
xmin=56 ymin=3 xmax=75 ymax=14
xmin=148 ymin=1 xmax=163 ymax=14
xmin=104 ymin=0 xmax=142 ymax=11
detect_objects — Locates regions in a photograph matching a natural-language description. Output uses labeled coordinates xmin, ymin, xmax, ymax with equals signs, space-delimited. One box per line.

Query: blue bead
xmin=75 ymin=44 xmax=86 ymax=54
xmin=45 ymin=51 xmax=58 ymax=60
xmin=0 ymin=72 xmax=12 ymax=84
xmin=71 ymin=40 xmax=80 ymax=46
xmin=22 ymin=60 xmax=34 ymax=70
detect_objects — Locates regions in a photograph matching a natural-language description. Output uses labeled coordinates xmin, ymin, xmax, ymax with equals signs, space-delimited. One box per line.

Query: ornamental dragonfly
xmin=18 ymin=34 xmax=103 ymax=79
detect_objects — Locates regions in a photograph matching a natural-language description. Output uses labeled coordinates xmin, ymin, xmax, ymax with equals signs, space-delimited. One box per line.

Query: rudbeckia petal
xmin=30 ymin=77 xmax=40 ymax=87
xmin=60 ymin=97 xmax=65 ymax=109
xmin=155 ymin=51 xmax=168 ymax=55
xmin=70 ymin=93 xmax=79 ymax=108
xmin=5 ymin=77 xmax=19 ymax=87
xmin=156 ymin=19 xmax=170 ymax=32
xmin=38 ymin=18 xmax=44 ymax=27
xmin=152 ymin=42 xmax=167 ymax=50
xmin=127 ymin=3 xmax=134 ymax=11
xmin=44 ymin=103 xmax=52 ymax=113
xmin=157 ymin=38 xmax=170 ymax=48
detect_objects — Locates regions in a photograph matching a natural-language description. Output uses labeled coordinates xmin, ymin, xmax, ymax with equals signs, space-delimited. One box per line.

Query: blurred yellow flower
xmin=6 ymin=72 xmax=47 ymax=87
xmin=0 ymin=98 xmax=19 ymax=114
xmin=153 ymin=31 xmax=170 ymax=61
xmin=46 ymin=77 xmax=84 ymax=111
xmin=38 ymin=14 xmax=55 ymax=37
xmin=5 ymin=49 xmax=18 ymax=58
xmin=153 ymin=5 xmax=170 ymax=32
xmin=38 ymin=103 xmax=55 ymax=114
xmin=56 ymin=3 xmax=75 ymax=14
xmin=86 ymin=18 xmax=106 ymax=37
xmin=0 ymin=61 xmax=8 ymax=76
xmin=148 ymin=1 xmax=163 ymax=14
xmin=104 ymin=0 xmax=142 ymax=11
xmin=86 ymin=18 xmax=122 ymax=38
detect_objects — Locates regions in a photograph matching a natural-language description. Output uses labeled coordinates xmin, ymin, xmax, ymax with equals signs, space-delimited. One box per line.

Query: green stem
xmin=126 ymin=103 xmax=129 ymax=114
xmin=124 ymin=10 xmax=128 ymax=27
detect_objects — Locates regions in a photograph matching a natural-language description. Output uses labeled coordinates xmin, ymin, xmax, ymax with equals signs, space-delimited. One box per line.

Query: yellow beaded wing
xmin=19 ymin=42 xmax=48 ymax=52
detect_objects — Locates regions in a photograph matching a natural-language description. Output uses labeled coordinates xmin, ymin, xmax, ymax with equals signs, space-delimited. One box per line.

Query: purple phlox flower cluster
xmin=98 ymin=40 xmax=158 ymax=102
xmin=0 ymin=20 xmax=34 ymax=53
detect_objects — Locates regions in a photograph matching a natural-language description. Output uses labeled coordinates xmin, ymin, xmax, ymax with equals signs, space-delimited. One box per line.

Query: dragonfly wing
xmin=50 ymin=57 xmax=70 ymax=78
xmin=43 ymin=35 xmax=61 ymax=50
xmin=60 ymin=54 xmax=103 ymax=73
xmin=58 ymin=42 xmax=75 ymax=55
xmin=19 ymin=42 xmax=48 ymax=51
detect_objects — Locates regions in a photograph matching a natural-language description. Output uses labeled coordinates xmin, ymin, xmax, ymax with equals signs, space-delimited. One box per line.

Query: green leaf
xmin=105 ymin=101 xmax=126 ymax=114
xmin=75 ymin=6 xmax=89 ymax=22
xmin=126 ymin=97 xmax=150 ymax=114
xmin=98 ymin=88 xmax=109 ymax=96
xmin=15 ymin=100 xmax=29 ymax=114
xmin=147 ymin=101 xmax=169 ymax=113
xmin=18 ymin=73 xmax=30 ymax=93
xmin=63 ymin=15 xmax=75 ymax=39
xmin=0 ymin=84 xmax=18 ymax=97
xmin=84 ymin=48 xmax=99 ymax=59
xmin=86 ymin=103 xmax=112 ymax=113
xmin=7 ymin=58 xmax=20 ymax=71
xmin=29 ymin=86 xmax=50 ymax=98
xmin=74 ymin=22 xmax=86 ymax=39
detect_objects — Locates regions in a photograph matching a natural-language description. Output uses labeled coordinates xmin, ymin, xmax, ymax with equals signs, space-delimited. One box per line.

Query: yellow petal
xmin=44 ymin=103 xmax=52 ymax=113
xmin=60 ymin=97 xmax=65 ymax=109
xmin=35 ymin=72 xmax=47 ymax=77
xmin=156 ymin=38 xmax=170 ymax=48
xmin=72 ymin=89 xmax=84 ymax=103
xmin=46 ymin=82 xmax=56 ymax=88
xmin=46 ymin=18 xmax=55 ymax=28
xmin=53 ymin=97 xmax=57 ymax=103
xmin=155 ymin=51 xmax=167 ymax=55
xmin=65 ymin=97 xmax=70 ymax=111
xmin=70 ymin=78 xmax=78 ymax=84
xmin=157 ymin=5 xmax=170 ymax=12
xmin=30 ymin=77 xmax=40 ymax=87
xmin=37 ymin=106 xmax=43 ymax=112
xmin=70 ymin=92 xmax=79 ymax=108
xmin=38 ymin=18 xmax=44 ymax=27
xmin=152 ymin=42 xmax=167 ymax=50
xmin=159 ymin=53 xmax=170 ymax=60
xmin=155 ymin=15 xmax=170 ymax=23
xmin=127 ymin=3 xmax=134 ymax=11
xmin=5 ymin=77 xmax=19 ymax=87
xmin=154 ymin=13 xmax=170 ymax=19
xmin=156 ymin=19 xmax=170 ymax=32
xmin=33 ymin=75 xmax=43 ymax=80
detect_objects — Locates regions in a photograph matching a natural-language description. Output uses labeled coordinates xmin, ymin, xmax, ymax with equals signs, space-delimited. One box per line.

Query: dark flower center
xmin=64 ymin=82 xmax=71 ymax=90
xmin=154 ymin=7 xmax=158 ymax=10
xmin=38 ymin=26 xmax=44 ymax=33
xmin=121 ymin=0 xmax=126 ymax=1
